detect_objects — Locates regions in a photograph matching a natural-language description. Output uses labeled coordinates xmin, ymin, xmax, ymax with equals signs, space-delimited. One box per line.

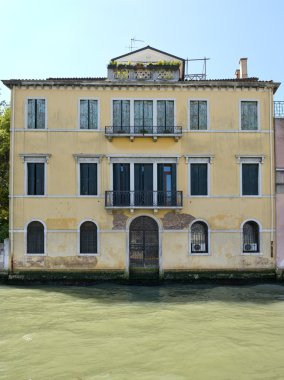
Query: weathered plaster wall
xmin=10 ymin=85 xmax=276 ymax=273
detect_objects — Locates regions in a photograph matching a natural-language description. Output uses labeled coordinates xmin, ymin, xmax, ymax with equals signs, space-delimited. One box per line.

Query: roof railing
xmin=274 ymin=101 xmax=284 ymax=118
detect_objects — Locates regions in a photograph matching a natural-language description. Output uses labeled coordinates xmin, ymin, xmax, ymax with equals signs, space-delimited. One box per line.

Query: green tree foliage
xmin=0 ymin=105 xmax=10 ymax=241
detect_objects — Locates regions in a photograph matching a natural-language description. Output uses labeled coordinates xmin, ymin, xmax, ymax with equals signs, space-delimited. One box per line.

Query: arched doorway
xmin=129 ymin=216 xmax=159 ymax=278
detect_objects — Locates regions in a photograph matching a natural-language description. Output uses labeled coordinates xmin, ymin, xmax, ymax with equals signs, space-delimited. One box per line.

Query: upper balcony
xmin=107 ymin=61 xmax=181 ymax=82
xmin=274 ymin=101 xmax=284 ymax=118
xmin=105 ymin=125 xmax=182 ymax=141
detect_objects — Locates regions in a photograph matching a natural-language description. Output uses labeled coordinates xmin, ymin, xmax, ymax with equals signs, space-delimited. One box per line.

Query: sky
xmin=0 ymin=0 xmax=283 ymax=102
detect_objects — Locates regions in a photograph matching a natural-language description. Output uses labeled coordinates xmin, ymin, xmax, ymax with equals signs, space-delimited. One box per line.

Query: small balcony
xmin=105 ymin=125 xmax=182 ymax=141
xmin=105 ymin=191 xmax=183 ymax=209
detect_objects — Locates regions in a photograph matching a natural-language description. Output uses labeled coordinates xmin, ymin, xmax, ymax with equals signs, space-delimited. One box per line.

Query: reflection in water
xmin=1 ymin=284 xmax=284 ymax=380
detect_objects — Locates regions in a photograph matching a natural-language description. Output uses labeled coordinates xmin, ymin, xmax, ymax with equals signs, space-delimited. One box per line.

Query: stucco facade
xmin=2 ymin=46 xmax=280 ymax=281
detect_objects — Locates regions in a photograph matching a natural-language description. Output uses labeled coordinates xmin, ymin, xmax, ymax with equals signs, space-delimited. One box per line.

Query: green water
xmin=1 ymin=284 xmax=284 ymax=380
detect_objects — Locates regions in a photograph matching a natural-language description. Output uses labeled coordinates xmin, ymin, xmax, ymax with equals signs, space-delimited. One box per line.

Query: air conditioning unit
xmin=243 ymin=243 xmax=257 ymax=252
xmin=191 ymin=243 xmax=206 ymax=253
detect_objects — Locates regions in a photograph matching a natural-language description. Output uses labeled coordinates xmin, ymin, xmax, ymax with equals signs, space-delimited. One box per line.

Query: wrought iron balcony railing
xmin=105 ymin=190 xmax=183 ymax=209
xmin=105 ymin=125 xmax=182 ymax=140
xmin=274 ymin=101 xmax=284 ymax=118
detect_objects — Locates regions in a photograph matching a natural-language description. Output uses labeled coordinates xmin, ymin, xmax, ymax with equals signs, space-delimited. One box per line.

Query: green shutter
xmin=242 ymin=164 xmax=259 ymax=195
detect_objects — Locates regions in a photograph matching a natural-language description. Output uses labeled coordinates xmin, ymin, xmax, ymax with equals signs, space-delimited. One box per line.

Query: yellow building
xmin=2 ymin=46 xmax=281 ymax=281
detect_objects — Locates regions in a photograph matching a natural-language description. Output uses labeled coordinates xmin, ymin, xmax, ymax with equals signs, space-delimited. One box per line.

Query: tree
xmin=0 ymin=105 xmax=10 ymax=241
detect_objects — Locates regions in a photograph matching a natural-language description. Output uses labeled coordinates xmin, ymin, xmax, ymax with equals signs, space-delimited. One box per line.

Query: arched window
xmin=191 ymin=221 xmax=208 ymax=253
xmin=27 ymin=221 xmax=44 ymax=254
xmin=80 ymin=221 xmax=97 ymax=254
xmin=243 ymin=221 xmax=259 ymax=253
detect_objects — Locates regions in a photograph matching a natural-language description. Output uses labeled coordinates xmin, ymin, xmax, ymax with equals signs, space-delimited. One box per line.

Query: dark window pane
xmin=242 ymin=164 xmax=259 ymax=195
xmin=80 ymin=222 xmax=97 ymax=254
xmin=27 ymin=221 xmax=44 ymax=254
xmin=191 ymin=163 xmax=208 ymax=195
xmin=27 ymin=163 xmax=44 ymax=195
xmin=80 ymin=163 xmax=97 ymax=195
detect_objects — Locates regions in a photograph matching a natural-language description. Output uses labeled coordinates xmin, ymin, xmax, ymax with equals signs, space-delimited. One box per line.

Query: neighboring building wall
xmin=7 ymin=83 xmax=276 ymax=275
xmin=275 ymin=117 xmax=284 ymax=269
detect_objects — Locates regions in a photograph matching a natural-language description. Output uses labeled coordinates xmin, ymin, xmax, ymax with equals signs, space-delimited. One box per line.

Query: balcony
xmin=105 ymin=125 xmax=182 ymax=141
xmin=105 ymin=191 xmax=183 ymax=209
xmin=274 ymin=101 xmax=284 ymax=118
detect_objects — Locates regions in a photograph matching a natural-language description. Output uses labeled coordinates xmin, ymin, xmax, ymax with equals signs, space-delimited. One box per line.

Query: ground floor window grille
xmin=191 ymin=221 xmax=208 ymax=253
xmin=243 ymin=221 xmax=259 ymax=253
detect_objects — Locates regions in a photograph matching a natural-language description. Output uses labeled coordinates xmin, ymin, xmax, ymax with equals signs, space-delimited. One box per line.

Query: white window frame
xmin=186 ymin=155 xmax=213 ymax=197
xmin=78 ymin=98 xmax=100 ymax=131
xmin=73 ymin=154 xmax=101 ymax=197
xmin=240 ymin=219 xmax=262 ymax=255
xmin=239 ymin=99 xmax=260 ymax=132
xmin=189 ymin=219 xmax=210 ymax=256
xmin=236 ymin=156 xmax=264 ymax=197
xmin=20 ymin=154 xmax=50 ymax=197
xmin=25 ymin=97 xmax=48 ymax=130
xmin=25 ymin=219 xmax=47 ymax=256
xmin=78 ymin=219 xmax=100 ymax=256
xmin=110 ymin=98 xmax=176 ymax=131
xmin=188 ymin=99 xmax=209 ymax=131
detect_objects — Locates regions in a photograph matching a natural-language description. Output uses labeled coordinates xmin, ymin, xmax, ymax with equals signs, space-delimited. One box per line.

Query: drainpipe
xmin=269 ymin=89 xmax=274 ymax=260
xmin=10 ymin=87 xmax=15 ymax=272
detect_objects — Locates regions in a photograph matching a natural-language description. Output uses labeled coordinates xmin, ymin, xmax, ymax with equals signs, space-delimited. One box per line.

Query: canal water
xmin=1 ymin=284 xmax=284 ymax=380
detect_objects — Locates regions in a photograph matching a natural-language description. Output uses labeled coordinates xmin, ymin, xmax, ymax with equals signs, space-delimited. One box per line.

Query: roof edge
xmin=111 ymin=45 xmax=185 ymax=62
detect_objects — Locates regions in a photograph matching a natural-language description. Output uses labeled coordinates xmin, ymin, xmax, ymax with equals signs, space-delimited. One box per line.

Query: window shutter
xmin=121 ymin=100 xmax=130 ymax=127
xmin=80 ymin=163 xmax=89 ymax=195
xmin=166 ymin=101 xmax=174 ymax=127
xmin=37 ymin=99 xmax=45 ymax=129
xmin=157 ymin=101 xmax=165 ymax=127
xmin=27 ymin=222 xmax=44 ymax=254
xmin=89 ymin=100 xmax=98 ymax=129
xmin=134 ymin=101 xmax=143 ymax=127
xmin=191 ymin=163 xmax=207 ymax=195
xmin=241 ymin=101 xmax=257 ymax=130
xmin=36 ymin=163 xmax=45 ymax=195
xmin=190 ymin=101 xmax=198 ymax=130
xmin=27 ymin=100 xmax=35 ymax=129
xmin=113 ymin=100 xmax=121 ymax=127
xmin=144 ymin=101 xmax=153 ymax=127
xmin=80 ymin=222 xmax=97 ymax=254
xmin=88 ymin=163 xmax=97 ymax=195
xmin=27 ymin=163 xmax=35 ymax=195
xmin=199 ymin=101 xmax=207 ymax=130
xmin=242 ymin=164 xmax=259 ymax=195
xmin=80 ymin=100 xmax=88 ymax=129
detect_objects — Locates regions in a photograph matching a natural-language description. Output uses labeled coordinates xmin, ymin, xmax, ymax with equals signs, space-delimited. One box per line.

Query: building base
xmin=2 ymin=269 xmax=281 ymax=285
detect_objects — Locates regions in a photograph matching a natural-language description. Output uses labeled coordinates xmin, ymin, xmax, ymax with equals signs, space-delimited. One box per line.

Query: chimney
xmin=235 ymin=69 xmax=240 ymax=79
xmin=239 ymin=58 xmax=248 ymax=79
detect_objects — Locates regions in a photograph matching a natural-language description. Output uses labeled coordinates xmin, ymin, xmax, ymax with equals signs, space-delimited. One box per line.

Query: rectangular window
xmin=80 ymin=99 xmax=98 ymax=129
xmin=113 ymin=100 xmax=130 ymax=131
xmin=242 ymin=163 xmax=259 ymax=195
xmin=241 ymin=101 xmax=258 ymax=130
xmin=80 ymin=163 xmax=97 ymax=195
xmin=134 ymin=100 xmax=153 ymax=131
xmin=190 ymin=163 xmax=208 ymax=195
xmin=27 ymin=163 xmax=45 ymax=195
xmin=190 ymin=100 xmax=207 ymax=130
xmin=157 ymin=100 xmax=174 ymax=128
xmin=27 ymin=99 xmax=46 ymax=129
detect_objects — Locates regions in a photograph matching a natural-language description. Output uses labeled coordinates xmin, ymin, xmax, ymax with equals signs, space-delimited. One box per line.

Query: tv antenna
xmin=126 ymin=37 xmax=144 ymax=52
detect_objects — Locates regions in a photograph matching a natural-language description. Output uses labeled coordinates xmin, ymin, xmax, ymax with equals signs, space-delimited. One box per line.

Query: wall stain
xmin=19 ymin=256 xmax=98 ymax=269
xmin=112 ymin=213 xmax=128 ymax=230
xmin=161 ymin=212 xmax=195 ymax=230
